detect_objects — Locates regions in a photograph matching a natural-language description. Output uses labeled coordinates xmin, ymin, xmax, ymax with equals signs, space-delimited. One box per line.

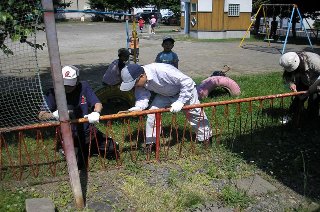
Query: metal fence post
xmin=155 ymin=112 xmax=161 ymax=161
xmin=41 ymin=0 xmax=84 ymax=209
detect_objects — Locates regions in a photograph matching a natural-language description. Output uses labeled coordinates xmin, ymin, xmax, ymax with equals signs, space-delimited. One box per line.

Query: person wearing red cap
xmin=279 ymin=51 xmax=320 ymax=123
xmin=39 ymin=65 xmax=119 ymax=166
xmin=138 ymin=17 xmax=145 ymax=33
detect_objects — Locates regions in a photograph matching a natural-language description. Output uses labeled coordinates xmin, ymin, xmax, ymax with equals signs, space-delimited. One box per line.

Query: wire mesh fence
xmin=0 ymin=1 xmax=53 ymax=131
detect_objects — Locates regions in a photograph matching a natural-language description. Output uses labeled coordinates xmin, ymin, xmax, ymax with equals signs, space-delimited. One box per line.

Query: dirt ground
xmin=36 ymin=22 xmax=319 ymax=91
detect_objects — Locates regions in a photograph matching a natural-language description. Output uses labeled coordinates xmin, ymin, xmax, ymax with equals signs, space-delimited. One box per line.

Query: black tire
xmin=95 ymin=85 xmax=135 ymax=115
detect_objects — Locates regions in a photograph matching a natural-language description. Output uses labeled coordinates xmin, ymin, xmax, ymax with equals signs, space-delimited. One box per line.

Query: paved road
xmin=36 ymin=22 xmax=318 ymax=90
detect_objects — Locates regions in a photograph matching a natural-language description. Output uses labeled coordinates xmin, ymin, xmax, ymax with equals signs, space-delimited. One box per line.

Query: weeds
xmin=220 ymin=185 xmax=251 ymax=209
xmin=0 ymin=188 xmax=32 ymax=212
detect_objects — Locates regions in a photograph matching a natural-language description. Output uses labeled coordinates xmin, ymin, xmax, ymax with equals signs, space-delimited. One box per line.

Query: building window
xmin=228 ymin=4 xmax=240 ymax=16
xmin=191 ymin=3 xmax=197 ymax=12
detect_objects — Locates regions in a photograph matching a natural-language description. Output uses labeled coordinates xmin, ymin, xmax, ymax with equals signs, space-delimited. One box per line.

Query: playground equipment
xmin=197 ymin=65 xmax=240 ymax=99
xmin=95 ymin=85 xmax=135 ymax=115
xmin=239 ymin=4 xmax=313 ymax=54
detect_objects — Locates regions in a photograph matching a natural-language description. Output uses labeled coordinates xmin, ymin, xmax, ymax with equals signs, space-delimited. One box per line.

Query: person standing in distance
xmin=155 ymin=36 xmax=179 ymax=69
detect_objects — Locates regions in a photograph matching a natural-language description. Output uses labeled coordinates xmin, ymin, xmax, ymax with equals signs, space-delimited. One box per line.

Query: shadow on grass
xmin=224 ymin=112 xmax=320 ymax=200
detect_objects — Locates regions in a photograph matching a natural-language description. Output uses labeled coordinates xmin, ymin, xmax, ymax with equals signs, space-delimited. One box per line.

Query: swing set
xmin=126 ymin=16 xmax=139 ymax=64
xmin=239 ymin=4 xmax=313 ymax=54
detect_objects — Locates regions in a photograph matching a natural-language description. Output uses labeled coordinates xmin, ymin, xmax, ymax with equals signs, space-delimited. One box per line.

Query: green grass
xmin=1 ymin=71 xmax=319 ymax=211
xmin=0 ymin=188 xmax=33 ymax=212
xmin=219 ymin=185 xmax=251 ymax=209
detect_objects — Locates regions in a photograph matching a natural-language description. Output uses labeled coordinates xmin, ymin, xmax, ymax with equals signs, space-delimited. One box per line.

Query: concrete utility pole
xmin=181 ymin=0 xmax=190 ymax=35
xmin=41 ymin=0 xmax=84 ymax=209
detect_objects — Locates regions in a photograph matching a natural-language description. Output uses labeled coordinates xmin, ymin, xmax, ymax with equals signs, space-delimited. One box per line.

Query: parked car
xmin=162 ymin=14 xmax=180 ymax=26
xmin=162 ymin=11 xmax=174 ymax=19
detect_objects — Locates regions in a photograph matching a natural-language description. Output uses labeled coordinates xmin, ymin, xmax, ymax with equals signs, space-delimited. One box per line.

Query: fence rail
xmin=0 ymin=92 xmax=304 ymax=181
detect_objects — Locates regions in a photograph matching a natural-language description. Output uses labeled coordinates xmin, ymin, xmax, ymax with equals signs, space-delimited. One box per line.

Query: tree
xmin=150 ymin=0 xmax=180 ymax=16
xmin=88 ymin=0 xmax=149 ymax=13
xmin=0 ymin=0 xmax=71 ymax=55
xmin=88 ymin=0 xmax=114 ymax=11
xmin=0 ymin=0 xmax=42 ymax=55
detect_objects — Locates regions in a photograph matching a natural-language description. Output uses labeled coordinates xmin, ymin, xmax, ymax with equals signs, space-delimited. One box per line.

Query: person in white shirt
xmin=150 ymin=15 xmax=157 ymax=34
xmin=120 ymin=63 xmax=212 ymax=147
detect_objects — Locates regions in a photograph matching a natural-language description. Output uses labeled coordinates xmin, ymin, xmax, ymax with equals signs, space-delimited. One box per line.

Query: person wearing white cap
xmin=120 ymin=63 xmax=212 ymax=147
xmin=279 ymin=51 xmax=320 ymax=122
xmin=39 ymin=65 xmax=118 ymax=163
xmin=155 ymin=36 xmax=179 ymax=68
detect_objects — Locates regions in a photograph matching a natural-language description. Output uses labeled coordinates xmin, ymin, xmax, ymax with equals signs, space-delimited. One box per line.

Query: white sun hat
xmin=279 ymin=52 xmax=300 ymax=72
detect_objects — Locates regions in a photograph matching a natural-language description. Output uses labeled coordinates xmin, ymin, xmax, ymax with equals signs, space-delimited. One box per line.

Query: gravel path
xmin=36 ymin=22 xmax=318 ymax=82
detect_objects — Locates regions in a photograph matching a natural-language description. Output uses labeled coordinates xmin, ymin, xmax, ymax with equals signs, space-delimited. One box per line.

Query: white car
xmin=162 ymin=11 xmax=174 ymax=18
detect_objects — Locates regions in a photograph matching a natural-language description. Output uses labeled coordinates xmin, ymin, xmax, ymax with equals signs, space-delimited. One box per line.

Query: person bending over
xmin=39 ymin=65 xmax=118 ymax=167
xmin=120 ymin=63 xmax=212 ymax=148
xmin=279 ymin=51 xmax=320 ymax=123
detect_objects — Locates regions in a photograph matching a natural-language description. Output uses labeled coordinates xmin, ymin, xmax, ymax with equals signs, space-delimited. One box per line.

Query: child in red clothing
xmin=138 ymin=17 xmax=145 ymax=33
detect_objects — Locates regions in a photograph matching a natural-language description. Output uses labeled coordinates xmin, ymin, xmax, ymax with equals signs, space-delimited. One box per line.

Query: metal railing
xmin=0 ymin=91 xmax=303 ymax=181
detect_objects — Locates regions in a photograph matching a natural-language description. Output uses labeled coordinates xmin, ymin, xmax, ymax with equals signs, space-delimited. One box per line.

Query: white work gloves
xmin=170 ymin=101 xmax=184 ymax=113
xmin=289 ymin=83 xmax=297 ymax=92
xmin=52 ymin=110 xmax=59 ymax=119
xmin=84 ymin=112 xmax=100 ymax=123
xmin=128 ymin=106 xmax=143 ymax=112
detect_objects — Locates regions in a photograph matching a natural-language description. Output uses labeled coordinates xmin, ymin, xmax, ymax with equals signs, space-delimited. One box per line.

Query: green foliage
xmin=177 ymin=190 xmax=205 ymax=208
xmin=88 ymin=0 xmax=149 ymax=12
xmin=0 ymin=0 xmax=71 ymax=55
xmin=54 ymin=0 xmax=72 ymax=8
xmin=49 ymin=182 xmax=73 ymax=208
xmin=88 ymin=0 xmax=113 ymax=11
xmin=313 ymin=20 xmax=320 ymax=30
xmin=0 ymin=0 xmax=43 ymax=55
xmin=220 ymin=185 xmax=251 ymax=209
xmin=151 ymin=0 xmax=181 ymax=16
xmin=0 ymin=188 xmax=32 ymax=212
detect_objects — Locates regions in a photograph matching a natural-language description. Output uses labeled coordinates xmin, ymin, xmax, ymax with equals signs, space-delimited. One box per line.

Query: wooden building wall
xmin=183 ymin=0 xmax=251 ymax=32
xmin=223 ymin=13 xmax=251 ymax=30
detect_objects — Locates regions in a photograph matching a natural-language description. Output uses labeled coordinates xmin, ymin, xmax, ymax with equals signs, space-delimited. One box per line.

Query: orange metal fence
xmin=0 ymin=92 xmax=303 ymax=181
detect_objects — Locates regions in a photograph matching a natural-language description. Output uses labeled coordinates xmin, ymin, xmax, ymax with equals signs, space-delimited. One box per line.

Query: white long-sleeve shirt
xmin=134 ymin=63 xmax=196 ymax=109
